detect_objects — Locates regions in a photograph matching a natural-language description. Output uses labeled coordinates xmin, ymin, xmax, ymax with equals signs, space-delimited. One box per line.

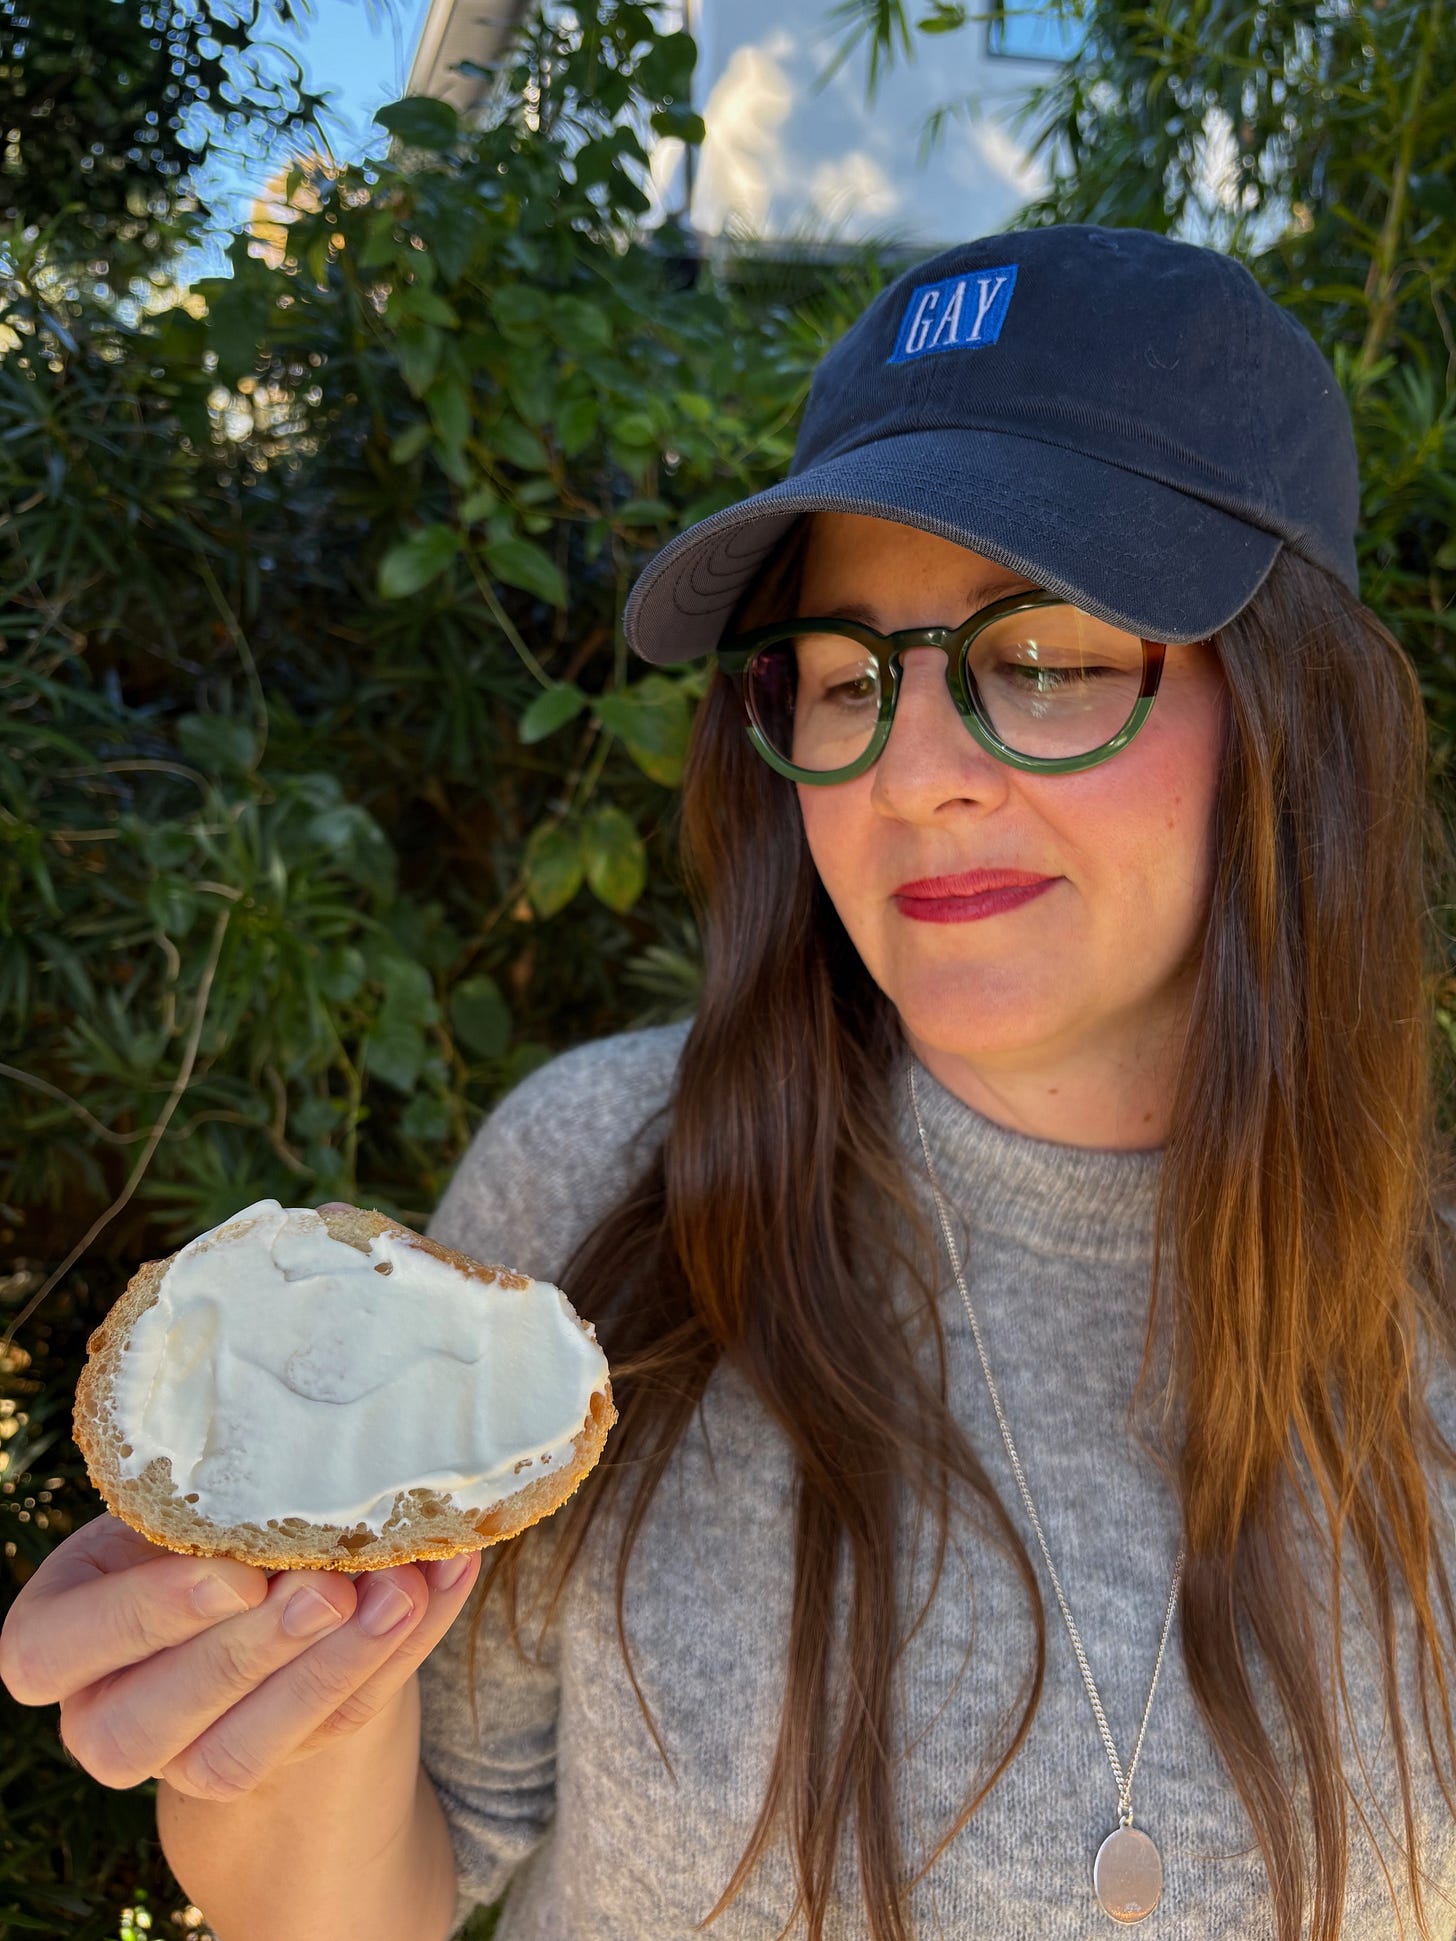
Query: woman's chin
xmin=885 ymin=982 xmax=1072 ymax=1065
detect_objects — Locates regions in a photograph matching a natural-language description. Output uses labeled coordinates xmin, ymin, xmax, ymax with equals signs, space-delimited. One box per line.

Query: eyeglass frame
xmin=715 ymin=588 xmax=1173 ymax=784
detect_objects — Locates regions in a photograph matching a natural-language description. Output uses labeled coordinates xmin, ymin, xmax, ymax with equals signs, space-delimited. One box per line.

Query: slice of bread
xmin=73 ymin=1204 xmax=616 ymax=1573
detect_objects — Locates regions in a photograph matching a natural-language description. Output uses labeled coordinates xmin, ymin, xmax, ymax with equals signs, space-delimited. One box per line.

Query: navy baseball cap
xmin=622 ymin=223 xmax=1361 ymax=665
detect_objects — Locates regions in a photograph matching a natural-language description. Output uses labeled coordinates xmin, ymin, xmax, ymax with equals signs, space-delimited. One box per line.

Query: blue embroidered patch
xmin=887 ymin=265 xmax=1019 ymax=365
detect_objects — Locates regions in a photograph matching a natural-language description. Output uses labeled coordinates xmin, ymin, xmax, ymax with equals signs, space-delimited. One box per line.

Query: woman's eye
xmin=823 ymin=674 xmax=877 ymax=703
xmin=1000 ymin=661 xmax=1111 ymax=689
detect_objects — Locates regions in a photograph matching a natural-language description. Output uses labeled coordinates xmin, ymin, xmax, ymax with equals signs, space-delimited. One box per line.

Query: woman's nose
xmin=869 ymin=646 xmax=1009 ymax=811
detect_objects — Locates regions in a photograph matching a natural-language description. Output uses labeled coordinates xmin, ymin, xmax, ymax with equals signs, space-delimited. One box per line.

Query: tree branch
xmin=0 ymin=903 xmax=233 ymax=1355
xmin=1356 ymin=0 xmax=1442 ymax=383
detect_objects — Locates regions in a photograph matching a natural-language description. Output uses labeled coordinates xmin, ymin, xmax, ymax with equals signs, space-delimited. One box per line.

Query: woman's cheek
xmin=796 ymin=787 xmax=862 ymax=899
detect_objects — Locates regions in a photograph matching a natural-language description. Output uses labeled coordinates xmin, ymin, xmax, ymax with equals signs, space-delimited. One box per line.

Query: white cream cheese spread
xmin=110 ymin=1198 xmax=610 ymax=1531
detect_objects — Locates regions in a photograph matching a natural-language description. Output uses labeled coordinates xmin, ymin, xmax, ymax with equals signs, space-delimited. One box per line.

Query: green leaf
xmin=417 ymin=189 xmax=488 ymax=284
xmin=197 ymin=248 xmax=276 ymax=384
xmin=145 ymin=878 xmax=200 ymax=938
xmin=397 ymin=321 xmax=442 ymax=397
xmin=293 ymin=1093 xmax=344 ymax=1141
xmin=459 ymin=485 xmax=499 ymax=523
xmin=434 ymin=440 xmax=471 ymax=487
xmin=138 ymin=822 xmax=195 ymax=871
xmin=317 ymin=944 xmax=366 ymax=1002
xmin=638 ymin=28 xmax=697 ymax=98
xmin=389 ymin=421 xmax=433 ymax=465
xmin=612 ymin=410 xmax=656 ymax=446
xmin=374 ymin=95 xmax=461 ymax=149
xmin=399 ymin=287 xmax=459 ymax=329
xmin=378 ymin=525 xmax=460 ymax=599
xmin=400 ymin=1090 xmax=451 ymax=1140
xmin=591 ymin=675 xmax=691 ymax=785
xmin=484 ymin=535 xmax=567 ymax=607
xmin=491 ymin=286 xmax=549 ymax=335
xmin=489 ymin=416 xmax=551 ymax=471
xmin=1408 ymin=174 xmax=1456 ymax=223
xmin=449 ymin=972 xmax=513 ymax=1058
xmin=363 ymin=1017 xmax=426 ymax=1093
xmin=34 ymin=929 xmax=96 ymax=1012
xmin=677 ymin=483 xmax=750 ymax=525
xmin=574 ymin=132 xmax=626 ymax=191
xmin=549 ymin=295 xmax=614 ymax=353
xmin=557 ymin=395 xmax=598 ymax=456
xmin=305 ymin=803 xmax=395 ymax=896
xmin=671 ymin=389 xmax=715 ymax=423
xmin=582 ymin=806 xmax=647 ymax=913
xmin=305 ymin=230 xmax=331 ymax=287
xmin=518 ymin=681 xmax=588 ymax=743
xmin=359 ymin=212 xmax=399 ymax=268
xmin=650 ymin=106 xmax=706 ymax=143
xmin=514 ymin=476 xmax=558 ymax=508
xmin=176 ymin=713 xmax=258 ymax=774
xmin=523 ymin=821 xmax=583 ymax=917
xmin=426 ymin=373 xmax=471 ymax=449
xmin=377 ymin=953 xmax=438 ymax=1025
xmin=505 ymin=357 xmax=556 ymax=428
xmin=362 ymin=953 xmax=440 ymax=1093
xmin=615 ymin=497 xmax=672 ymax=525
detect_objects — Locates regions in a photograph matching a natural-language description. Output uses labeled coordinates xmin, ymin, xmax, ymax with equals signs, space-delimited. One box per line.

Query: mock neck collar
xmin=894 ymin=1047 xmax=1166 ymax=1266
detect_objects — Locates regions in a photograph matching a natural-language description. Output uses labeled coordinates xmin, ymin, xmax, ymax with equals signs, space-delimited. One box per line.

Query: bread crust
xmin=72 ymin=1204 xmax=616 ymax=1573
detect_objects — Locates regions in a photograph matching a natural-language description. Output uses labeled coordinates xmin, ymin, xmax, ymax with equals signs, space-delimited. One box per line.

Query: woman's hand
xmin=0 ymin=1511 xmax=481 ymax=1801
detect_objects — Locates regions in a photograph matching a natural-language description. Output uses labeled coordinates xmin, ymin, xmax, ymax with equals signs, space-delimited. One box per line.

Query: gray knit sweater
xmin=418 ymin=1019 xmax=1456 ymax=1940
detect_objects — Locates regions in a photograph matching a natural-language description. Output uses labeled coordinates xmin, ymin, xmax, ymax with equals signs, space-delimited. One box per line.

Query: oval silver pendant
xmin=1093 ymin=1825 xmax=1164 ymax=1924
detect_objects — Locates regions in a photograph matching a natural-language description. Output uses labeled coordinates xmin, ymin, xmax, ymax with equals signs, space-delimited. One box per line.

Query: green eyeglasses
xmin=716 ymin=590 xmax=1170 ymax=784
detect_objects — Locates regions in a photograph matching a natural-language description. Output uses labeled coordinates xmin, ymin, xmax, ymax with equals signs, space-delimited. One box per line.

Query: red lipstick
xmin=892 ymin=869 xmax=1058 ymax=925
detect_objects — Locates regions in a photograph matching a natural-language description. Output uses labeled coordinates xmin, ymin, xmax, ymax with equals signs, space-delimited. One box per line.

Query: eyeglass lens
xmin=743 ymin=606 xmax=1147 ymax=774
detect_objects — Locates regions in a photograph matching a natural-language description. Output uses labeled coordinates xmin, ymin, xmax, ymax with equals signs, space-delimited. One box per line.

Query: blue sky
xmin=184 ymin=0 xmax=434 ymax=271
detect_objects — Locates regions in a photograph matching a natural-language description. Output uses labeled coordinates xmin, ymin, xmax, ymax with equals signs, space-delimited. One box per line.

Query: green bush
xmin=0 ymin=3 xmax=888 ymax=1931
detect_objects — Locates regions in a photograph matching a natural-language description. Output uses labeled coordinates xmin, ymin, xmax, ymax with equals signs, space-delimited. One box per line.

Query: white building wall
xmin=651 ymin=0 xmax=1070 ymax=252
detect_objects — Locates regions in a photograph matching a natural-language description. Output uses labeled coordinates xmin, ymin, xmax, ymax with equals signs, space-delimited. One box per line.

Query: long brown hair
xmin=466 ymin=522 xmax=1456 ymax=1941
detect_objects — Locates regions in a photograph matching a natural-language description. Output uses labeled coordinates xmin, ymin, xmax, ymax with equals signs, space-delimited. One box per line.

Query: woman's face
xmin=792 ymin=512 xmax=1230 ymax=1148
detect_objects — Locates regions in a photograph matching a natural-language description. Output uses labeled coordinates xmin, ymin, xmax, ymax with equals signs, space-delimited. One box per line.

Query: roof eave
xmin=406 ymin=0 xmax=533 ymax=114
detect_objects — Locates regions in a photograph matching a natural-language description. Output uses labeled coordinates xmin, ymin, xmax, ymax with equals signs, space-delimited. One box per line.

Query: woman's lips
xmin=892 ymin=879 xmax=1059 ymax=923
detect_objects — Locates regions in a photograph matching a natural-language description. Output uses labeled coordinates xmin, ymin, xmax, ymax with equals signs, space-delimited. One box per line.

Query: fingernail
xmin=431 ymin=1554 xmax=472 ymax=1592
xmin=284 ymin=1587 xmax=346 ymax=1638
xmin=358 ymin=1580 xmax=414 ymax=1637
xmin=193 ymin=1575 xmax=250 ymax=1618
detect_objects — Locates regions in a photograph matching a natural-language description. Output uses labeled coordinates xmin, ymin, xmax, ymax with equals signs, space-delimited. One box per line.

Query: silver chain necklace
xmin=908 ymin=1062 xmax=1186 ymax=1925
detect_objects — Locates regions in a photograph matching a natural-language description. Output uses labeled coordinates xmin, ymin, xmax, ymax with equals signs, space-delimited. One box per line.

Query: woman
xmin=16 ymin=219 xmax=1456 ymax=1941
xmin=419 ymin=222 xmax=1456 ymax=1941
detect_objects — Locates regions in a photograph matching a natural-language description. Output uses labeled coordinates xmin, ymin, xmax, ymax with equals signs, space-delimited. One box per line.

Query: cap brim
xmin=623 ymin=427 xmax=1282 ymax=664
